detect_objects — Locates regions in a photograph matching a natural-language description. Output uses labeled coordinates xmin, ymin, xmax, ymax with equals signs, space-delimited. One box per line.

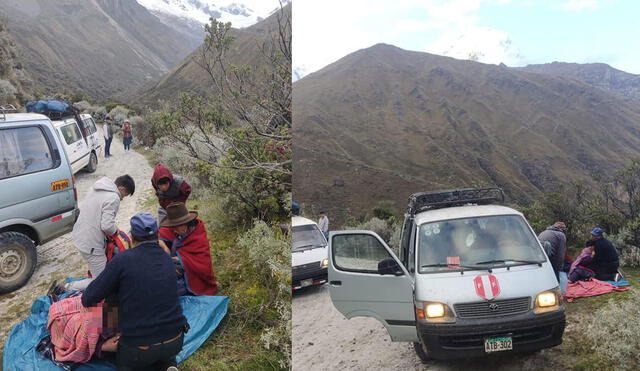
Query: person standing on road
xmin=103 ymin=117 xmax=114 ymax=157
xmin=318 ymin=211 xmax=329 ymax=240
xmin=82 ymin=213 xmax=187 ymax=371
xmin=65 ymin=175 xmax=135 ymax=291
xmin=122 ymin=120 xmax=132 ymax=152
xmin=538 ymin=221 xmax=567 ymax=280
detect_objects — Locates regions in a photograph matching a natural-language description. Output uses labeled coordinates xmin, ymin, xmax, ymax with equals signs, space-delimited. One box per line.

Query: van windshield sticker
xmin=51 ymin=179 xmax=70 ymax=192
xmin=446 ymin=256 xmax=460 ymax=269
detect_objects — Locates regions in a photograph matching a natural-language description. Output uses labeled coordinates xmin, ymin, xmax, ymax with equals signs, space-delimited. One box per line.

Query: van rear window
xmin=0 ymin=126 xmax=54 ymax=179
xmin=60 ymin=122 xmax=82 ymax=145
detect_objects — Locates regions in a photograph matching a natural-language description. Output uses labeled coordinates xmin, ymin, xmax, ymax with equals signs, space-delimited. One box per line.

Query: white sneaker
xmin=166 ymin=367 xmax=179 ymax=371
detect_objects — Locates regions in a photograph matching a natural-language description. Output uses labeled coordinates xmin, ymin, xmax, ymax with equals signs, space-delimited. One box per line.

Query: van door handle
xmin=330 ymin=280 xmax=342 ymax=286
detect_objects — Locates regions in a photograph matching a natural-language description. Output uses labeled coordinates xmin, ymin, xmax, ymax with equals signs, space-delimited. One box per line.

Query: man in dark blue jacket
xmin=587 ymin=227 xmax=619 ymax=281
xmin=82 ymin=213 xmax=187 ymax=371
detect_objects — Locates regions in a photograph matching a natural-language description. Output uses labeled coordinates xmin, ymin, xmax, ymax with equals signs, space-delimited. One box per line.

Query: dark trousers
xmin=105 ymin=137 xmax=113 ymax=156
xmin=593 ymin=261 xmax=619 ymax=281
xmin=116 ymin=332 xmax=183 ymax=371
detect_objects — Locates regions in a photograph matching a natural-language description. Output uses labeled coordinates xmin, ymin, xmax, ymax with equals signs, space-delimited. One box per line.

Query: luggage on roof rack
xmin=407 ymin=187 xmax=505 ymax=215
xmin=25 ymin=99 xmax=89 ymax=144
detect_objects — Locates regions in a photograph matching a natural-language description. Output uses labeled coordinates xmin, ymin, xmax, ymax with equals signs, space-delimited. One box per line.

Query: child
xmin=568 ymin=241 xmax=596 ymax=282
xmin=151 ymin=164 xmax=192 ymax=222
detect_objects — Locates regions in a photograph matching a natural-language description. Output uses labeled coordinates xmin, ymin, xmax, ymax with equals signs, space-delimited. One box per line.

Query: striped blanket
xmin=47 ymin=295 xmax=103 ymax=363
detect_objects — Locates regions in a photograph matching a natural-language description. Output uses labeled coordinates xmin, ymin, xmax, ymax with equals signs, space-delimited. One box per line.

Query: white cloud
xmin=430 ymin=27 xmax=524 ymax=66
xmin=293 ymin=0 xmax=520 ymax=78
xmin=558 ymin=0 xmax=602 ymax=12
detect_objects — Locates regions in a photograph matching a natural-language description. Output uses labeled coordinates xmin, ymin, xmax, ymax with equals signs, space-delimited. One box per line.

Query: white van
xmin=52 ymin=113 xmax=100 ymax=173
xmin=292 ymin=216 xmax=329 ymax=290
xmin=327 ymin=188 xmax=565 ymax=361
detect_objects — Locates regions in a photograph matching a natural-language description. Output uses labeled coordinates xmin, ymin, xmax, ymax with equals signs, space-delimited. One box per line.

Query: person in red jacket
xmin=159 ymin=202 xmax=218 ymax=296
xmin=151 ymin=163 xmax=192 ymax=222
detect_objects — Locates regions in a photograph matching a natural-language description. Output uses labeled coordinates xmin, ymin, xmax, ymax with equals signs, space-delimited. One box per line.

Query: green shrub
xmin=236 ymin=220 xmax=290 ymax=369
xmin=346 ymin=217 xmax=401 ymax=246
xmin=585 ymin=290 xmax=640 ymax=369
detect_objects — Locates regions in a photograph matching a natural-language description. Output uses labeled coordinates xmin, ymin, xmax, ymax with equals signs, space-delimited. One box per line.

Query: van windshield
xmin=292 ymin=224 xmax=327 ymax=251
xmin=417 ymin=215 xmax=545 ymax=273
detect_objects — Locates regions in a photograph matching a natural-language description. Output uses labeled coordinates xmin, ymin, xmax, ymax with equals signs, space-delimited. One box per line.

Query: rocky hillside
xmin=0 ymin=0 xmax=197 ymax=100
xmin=0 ymin=19 xmax=33 ymax=105
xmin=129 ymin=3 xmax=290 ymax=107
xmin=518 ymin=62 xmax=640 ymax=102
xmin=293 ymin=44 xmax=640 ymax=224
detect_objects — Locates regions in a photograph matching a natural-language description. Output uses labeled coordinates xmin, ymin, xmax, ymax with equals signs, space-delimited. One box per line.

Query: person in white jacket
xmin=318 ymin=211 xmax=329 ymax=239
xmin=65 ymin=175 xmax=135 ymax=291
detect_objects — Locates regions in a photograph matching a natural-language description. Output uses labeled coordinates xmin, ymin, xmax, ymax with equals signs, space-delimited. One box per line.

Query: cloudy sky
xmin=293 ymin=0 xmax=640 ymax=79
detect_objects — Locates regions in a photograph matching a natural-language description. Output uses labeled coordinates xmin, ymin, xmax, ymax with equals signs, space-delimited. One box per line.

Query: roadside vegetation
xmin=138 ymin=8 xmax=292 ymax=370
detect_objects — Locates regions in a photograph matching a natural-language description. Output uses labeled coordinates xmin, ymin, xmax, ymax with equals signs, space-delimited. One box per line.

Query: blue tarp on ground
xmin=604 ymin=279 xmax=630 ymax=287
xmin=3 ymin=294 xmax=229 ymax=371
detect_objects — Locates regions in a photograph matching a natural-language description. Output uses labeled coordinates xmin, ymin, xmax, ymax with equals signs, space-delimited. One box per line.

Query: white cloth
xmin=102 ymin=123 xmax=111 ymax=139
xmin=72 ymin=177 xmax=120 ymax=255
xmin=318 ymin=215 xmax=329 ymax=233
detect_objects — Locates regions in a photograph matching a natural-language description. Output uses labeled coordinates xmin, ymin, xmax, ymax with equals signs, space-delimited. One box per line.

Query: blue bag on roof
xmin=3 ymin=293 xmax=229 ymax=371
xmin=26 ymin=100 xmax=71 ymax=114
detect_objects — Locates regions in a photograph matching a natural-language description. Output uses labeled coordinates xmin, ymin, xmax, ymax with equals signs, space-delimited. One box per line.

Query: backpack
xmin=105 ymin=230 xmax=132 ymax=262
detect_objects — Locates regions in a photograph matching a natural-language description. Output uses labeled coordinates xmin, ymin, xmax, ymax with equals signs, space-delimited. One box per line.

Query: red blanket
xmin=565 ymin=278 xmax=630 ymax=302
xmin=47 ymin=295 xmax=102 ymax=363
xmin=159 ymin=219 xmax=218 ymax=295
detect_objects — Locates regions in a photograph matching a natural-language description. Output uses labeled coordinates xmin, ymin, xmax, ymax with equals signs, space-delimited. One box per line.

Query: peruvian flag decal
xmin=474 ymin=274 xmax=501 ymax=301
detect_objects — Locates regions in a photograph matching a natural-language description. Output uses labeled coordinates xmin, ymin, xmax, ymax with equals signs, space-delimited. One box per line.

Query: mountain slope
xmin=130 ymin=3 xmax=290 ymax=107
xmin=517 ymin=62 xmax=640 ymax=102
xmin=0 ymin=19 xmax=33 ymax=104
xmin=293 ymin=44 xmax=640 ymax=224
xmin=0 ymin=0 xmax=197 ymax=100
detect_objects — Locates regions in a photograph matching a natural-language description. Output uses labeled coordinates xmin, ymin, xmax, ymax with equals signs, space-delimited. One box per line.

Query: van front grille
xmin=454 ymin=297 xmax=531 ymax=318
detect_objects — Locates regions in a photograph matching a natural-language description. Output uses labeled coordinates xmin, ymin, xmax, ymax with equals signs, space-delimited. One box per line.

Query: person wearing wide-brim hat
xmin=158 ymin=202 xmax=218 ymax=296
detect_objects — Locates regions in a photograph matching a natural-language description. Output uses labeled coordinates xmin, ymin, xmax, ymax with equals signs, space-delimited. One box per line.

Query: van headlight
xmin=534 ymin=288 xmax=562 ymax=313
xmin=415 ymin=301 xmax=455 ymax=323
xmin=321 ymin=258 xmax=329 ymax=269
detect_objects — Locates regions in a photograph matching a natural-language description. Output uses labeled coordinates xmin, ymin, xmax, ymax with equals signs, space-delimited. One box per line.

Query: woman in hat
xmin=158 ymin=202 xmax=218 ymax=295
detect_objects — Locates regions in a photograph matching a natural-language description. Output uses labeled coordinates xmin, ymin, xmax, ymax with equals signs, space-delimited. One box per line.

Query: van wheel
xmin=85 ymin=152 xmax=98 ymax=173
xmin=0 ymin=232 xmax=37 ymax=294
xmin=413 ymin=342 xmax=432 ymax=363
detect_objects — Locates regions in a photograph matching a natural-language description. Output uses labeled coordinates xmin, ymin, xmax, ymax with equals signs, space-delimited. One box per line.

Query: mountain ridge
xmin=293 ymin=44 xmax=640 ymax=224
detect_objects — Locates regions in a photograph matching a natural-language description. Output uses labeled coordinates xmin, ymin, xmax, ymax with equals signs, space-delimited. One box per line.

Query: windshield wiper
xmin=474 ymin=259 xmax=543 ymax=267
xmin=293 ymin=244 xmax=325 ymax=251
xmin=421 ymin=263 xmax=493 ymax=274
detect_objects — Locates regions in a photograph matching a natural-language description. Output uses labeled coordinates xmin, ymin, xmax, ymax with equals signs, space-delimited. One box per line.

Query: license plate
xmin=51 ymin=179 xmax=70 ymax=192
xmin=301 ymin=279 xmax=313 ymax=287
xmin=484 ymin=336 xmax=513 ymax=353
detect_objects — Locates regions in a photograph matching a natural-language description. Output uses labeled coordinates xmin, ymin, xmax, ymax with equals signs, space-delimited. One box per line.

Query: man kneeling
xmin=82 ymin=213 xmax=187 ymax=371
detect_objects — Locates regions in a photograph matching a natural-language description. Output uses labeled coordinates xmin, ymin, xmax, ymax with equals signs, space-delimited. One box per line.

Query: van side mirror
xmin=378 ymin=258 xmax=403 ymax=276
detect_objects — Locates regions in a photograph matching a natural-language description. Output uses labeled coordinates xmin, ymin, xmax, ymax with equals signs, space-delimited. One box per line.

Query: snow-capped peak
xmin=136 ymin=0 xmax=283 ymax=28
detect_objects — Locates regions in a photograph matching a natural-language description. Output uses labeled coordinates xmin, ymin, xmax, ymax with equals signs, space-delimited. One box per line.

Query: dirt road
xmin=0 ymin=134 xmax=154 ymax=350
xmin=292 ymin=284 xmax=562 ymax=371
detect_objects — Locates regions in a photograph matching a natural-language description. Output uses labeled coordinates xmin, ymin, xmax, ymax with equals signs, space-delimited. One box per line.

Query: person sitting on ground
xmin=585 ymin=227 xmax=620 ymax=281
xmin=568 ymin=241 xmax=596 ymax=282
xmin=159 ymin=203 xmax=218 ymax=296
xmin=538 ymin=221 xmax=567 ymax=281
xmin=82 ymin=213 xmax=187 ymax=371
xmin=151 ymin=163 xmax=192 ymax=223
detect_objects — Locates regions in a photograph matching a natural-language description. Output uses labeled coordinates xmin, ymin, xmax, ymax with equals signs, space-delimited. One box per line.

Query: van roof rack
xmin=0 ymin=104 xmax=19 ymax=121
xmin=407 ymin=188 xmax=505 ymax=215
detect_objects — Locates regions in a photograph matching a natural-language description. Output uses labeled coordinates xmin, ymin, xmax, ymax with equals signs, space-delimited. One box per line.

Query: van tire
xmin=0 ymin=232 xmax=37 ymax=294
xmin=413 ymin=342 xmax=432 ymax=363
xmin=85 ymin=152 xmax=98 ymax=173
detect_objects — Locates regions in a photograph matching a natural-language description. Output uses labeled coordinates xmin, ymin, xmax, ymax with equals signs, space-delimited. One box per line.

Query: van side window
xmin=0 ymin=127 xmax=54 ymax=179
xmin=84 ymin=118 xmax=97 ymax=134
xmin=332 ymin=234 xmax=392 ymax=274
xmin=60 ymin=123 xmax=82 ymax=145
